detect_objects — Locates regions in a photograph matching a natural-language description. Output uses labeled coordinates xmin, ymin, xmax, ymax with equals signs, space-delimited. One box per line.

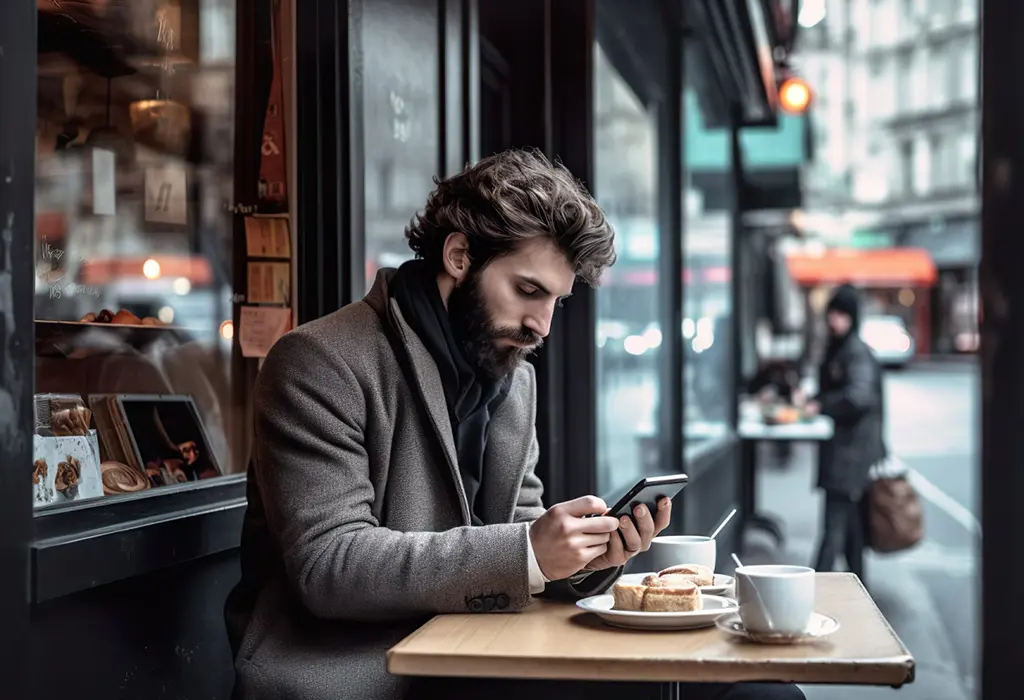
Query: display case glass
xmin=32 ymin=0 xmax=289 ymax=512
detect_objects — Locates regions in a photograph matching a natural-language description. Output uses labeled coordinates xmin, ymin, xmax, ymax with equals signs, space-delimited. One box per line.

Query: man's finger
xmin=602 ymin=528 xmax=625 ymax=563
xmin=559 ymin=495 xmax=608 ymax=517
xmin=573 ymin=532 xmax=613 ymax=549
xmin=619 ymin=516 xmax=643 ymax=553
xmin=574 ymin=515 xmax=620 ymax=534
xmin=632 ymin=505 xmax=655 ymax=545
xmin=653 ymin=497 xmax=672 ymax=534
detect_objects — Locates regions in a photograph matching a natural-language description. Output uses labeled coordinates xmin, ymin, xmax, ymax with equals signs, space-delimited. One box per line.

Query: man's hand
xmin=584 ymin=497 xmax=672 ymax=572
xmin=804 ymin=400 xmax=821 ymax=417
xmin=529 ymin=496 xmax=619 ymax=581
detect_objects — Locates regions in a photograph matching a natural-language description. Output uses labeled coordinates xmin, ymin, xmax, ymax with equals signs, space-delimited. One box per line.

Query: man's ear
xmin=441 ymin=232 xmax=471 ymax=282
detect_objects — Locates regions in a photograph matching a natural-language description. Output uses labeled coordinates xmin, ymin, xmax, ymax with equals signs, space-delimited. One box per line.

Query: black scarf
xmin=391 ymin=260 xmax=509 ymax=525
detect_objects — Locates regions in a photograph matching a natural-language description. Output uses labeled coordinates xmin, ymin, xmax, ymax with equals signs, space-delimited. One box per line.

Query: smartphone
xmin=605 ymin=473 xmax=689 ymax=521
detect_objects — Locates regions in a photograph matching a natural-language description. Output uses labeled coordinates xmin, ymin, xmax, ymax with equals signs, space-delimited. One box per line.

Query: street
xmin=750 ymin=361 xmax=980 ymax=700
xmin=599 ymin=359 xmax=980 ymax=697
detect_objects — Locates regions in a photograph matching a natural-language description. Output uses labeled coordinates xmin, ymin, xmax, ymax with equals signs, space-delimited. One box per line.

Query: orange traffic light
xmin=779 ymin=77 xmax=812 ymax=114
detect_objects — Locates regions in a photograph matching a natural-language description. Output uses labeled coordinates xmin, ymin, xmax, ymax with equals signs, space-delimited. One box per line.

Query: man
xmin=225 ymin=149 xmax=804 ymax=700
xmin=805 ymin=284 xmax=884 ymax=581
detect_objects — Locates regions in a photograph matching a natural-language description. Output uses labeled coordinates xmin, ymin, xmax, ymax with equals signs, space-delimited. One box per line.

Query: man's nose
xmin=524 ymin=306 xmax=554 ymax=338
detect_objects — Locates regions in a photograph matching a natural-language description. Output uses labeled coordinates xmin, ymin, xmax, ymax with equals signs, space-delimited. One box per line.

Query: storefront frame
xmin=0 ymin=1 xmax=274 ymax=696
xmin=0 ymin=0 xmax=828 ymax=697
xmin=0 ymin=1 xmax=36 ymax=696
xmin=979 ymin=0 xmax=1024 ymax=695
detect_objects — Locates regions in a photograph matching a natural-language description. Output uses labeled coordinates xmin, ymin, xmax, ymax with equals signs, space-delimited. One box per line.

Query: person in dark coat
xmin=804 ymin=285 xmax=884 ymax=581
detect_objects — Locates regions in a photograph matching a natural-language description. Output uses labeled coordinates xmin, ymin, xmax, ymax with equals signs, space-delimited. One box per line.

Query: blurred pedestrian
xmin=804 ymin=284 xmax=884 ymax=582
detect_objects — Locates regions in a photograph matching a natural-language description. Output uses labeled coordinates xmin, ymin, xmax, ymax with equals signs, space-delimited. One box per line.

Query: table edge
xmin=386 ymin=650 xmax=917 ymax=687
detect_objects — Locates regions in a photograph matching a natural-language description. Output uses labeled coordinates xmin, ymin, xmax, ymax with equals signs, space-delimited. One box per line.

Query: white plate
xmin=617 ymin=572 xmax=735 ymax=595
xmin=576 ymin=593 xmax=737 ymax=630
xmin=715 ymin=612 xmax=840 ymax=644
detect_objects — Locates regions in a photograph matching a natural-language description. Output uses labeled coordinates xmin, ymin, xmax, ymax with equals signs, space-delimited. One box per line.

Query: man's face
xmin=449 ymin=238 xmax=575 ymax=378
xmin=826 ymin=309 xmax=852 ymax=337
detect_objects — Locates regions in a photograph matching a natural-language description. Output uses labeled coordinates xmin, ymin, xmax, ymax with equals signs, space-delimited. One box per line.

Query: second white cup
xmin=735 ymin=564 xmax=816 ymax=636
xmin=647 ymin=535 xmax=717 ymax=573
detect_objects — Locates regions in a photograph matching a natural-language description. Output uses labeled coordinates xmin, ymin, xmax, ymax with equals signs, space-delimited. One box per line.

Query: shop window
xmin=683 ymin=89 xmax=734 ymax=443
xmin=32 ymin=0 xmax=286 ymax=511
xmin=592 ymin=42 xmax=661 ymax=497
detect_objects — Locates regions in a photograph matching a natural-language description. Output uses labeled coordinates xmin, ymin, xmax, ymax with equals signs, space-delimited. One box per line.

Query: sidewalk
xmin=739 ymin=443 xmax=974 ymax=700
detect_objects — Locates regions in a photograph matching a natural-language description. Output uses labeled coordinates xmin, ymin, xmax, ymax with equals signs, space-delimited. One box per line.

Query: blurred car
xmin=860 ymin=315 xmax=915 ymax=368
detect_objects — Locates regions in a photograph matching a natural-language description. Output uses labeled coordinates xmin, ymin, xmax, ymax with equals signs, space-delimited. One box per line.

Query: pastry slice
xmin=658 ymin=563 xmax=714 ymax=587
xmin=642 ymin=581 xmax=702 ymax=612
xmin=611 ymin=581 xmax=647 ymax=611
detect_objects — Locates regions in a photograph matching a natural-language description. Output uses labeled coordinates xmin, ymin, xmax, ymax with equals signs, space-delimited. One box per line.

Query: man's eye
xmin=519 ymin=286 xmax=539 ymax=298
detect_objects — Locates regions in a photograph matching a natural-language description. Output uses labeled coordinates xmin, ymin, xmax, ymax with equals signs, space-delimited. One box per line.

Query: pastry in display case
xmin=91 ymin=393 xmax=221 ymax=489
xmin=79 ymin=308 xmax=166 ymax=326
xmin=32 ymin=393 xmax=104 ymax=508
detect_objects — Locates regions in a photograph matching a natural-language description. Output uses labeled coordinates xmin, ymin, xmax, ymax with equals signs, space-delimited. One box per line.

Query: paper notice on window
xmin=247 ymin=261 xmax=291 ymax=304
xmin=239 ymin=306 xmax=292 ymax=358
xmin=245 ymin=217 xmax=292 ymax=259
xmin=92 ymin=148 xmax=116 ymax=216
xmin=144 ymin=163 xmax=188 ymax=225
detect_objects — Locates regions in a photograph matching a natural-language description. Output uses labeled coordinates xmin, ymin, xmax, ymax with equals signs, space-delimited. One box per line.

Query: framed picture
xmin=115 ymin=395 xmax=222 ymax=487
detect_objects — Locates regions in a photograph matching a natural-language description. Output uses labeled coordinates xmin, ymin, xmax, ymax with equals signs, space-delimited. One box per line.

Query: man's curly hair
xmin=405 ymin=148 xmax=616 ymax=286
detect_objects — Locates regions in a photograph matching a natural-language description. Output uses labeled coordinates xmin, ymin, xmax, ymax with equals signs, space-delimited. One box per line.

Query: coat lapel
xmin=386 ymin=298 xmax=472 ymax=525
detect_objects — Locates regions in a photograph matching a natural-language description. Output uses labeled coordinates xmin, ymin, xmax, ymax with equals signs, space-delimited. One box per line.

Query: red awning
xmin=79 ymin=256 xmax=214 ymax=286
xmin=785 ymin=248 xmax=937 ymax=287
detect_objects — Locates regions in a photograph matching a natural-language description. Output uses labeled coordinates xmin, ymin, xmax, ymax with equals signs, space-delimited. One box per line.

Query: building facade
xmin=798 ymin=0 xmax=979 ymax=354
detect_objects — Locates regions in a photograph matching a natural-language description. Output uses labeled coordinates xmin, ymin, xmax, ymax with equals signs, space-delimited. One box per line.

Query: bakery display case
xmin=31 ymin=0 xmax=292 ymax=514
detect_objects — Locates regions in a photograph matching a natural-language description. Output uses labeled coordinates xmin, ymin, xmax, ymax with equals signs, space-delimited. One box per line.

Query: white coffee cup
xmin=735 ymin=565 xmax=815 ymax=636
xmin=647 ymin=535 xmax=717 ymax=573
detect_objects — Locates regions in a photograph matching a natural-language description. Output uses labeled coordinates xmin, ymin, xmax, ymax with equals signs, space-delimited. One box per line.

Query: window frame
xmin=0 ymin=0 xmax=37 ymax=693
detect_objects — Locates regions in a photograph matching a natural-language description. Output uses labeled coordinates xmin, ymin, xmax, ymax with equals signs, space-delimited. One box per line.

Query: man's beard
xmin=448 ymin=271 xmax=543 ymax=379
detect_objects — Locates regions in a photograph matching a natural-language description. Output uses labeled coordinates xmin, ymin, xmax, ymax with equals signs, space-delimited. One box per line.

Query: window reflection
xmin=593 ymin=43 xmax=660 ymax=496
xmin=362 ymin=0 xmax=440 ymax=288
xmin=33 ymin=0 xmax=243 ymax=509
xmin=683 ymin=90 xmax=734 ymax=441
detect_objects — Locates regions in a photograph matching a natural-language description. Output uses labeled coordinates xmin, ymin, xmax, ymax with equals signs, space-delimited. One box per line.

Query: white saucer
xmin=576 ymin=594 xmax=737 ymax=631
xmin=617 ymin=572 xmax=734 ymax=595
xmin=701 ymin=574 xmax=735 ymax=595
xmin=715 ymin=612 xmax=840 ymax=644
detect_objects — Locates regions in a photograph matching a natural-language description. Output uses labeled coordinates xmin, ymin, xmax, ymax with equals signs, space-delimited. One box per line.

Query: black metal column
xmin=548 ymin=0 xmax=599 ymax=502
xmin=728 ymin=113 xmax=744 ymax=431
xmin=295 ymin=0 xmax=363 ymax=322
xmin=658 ymin=4 xmax=685 ymax=480
xmin=0 ymin=1 xmax=37 ymax=696
xmin=980 ymin=1 xmax=1024 ymax=697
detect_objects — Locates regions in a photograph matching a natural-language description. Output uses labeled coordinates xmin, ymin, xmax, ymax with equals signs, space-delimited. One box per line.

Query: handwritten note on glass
xmin=244 ymin=217 xmax=292 ymax=259
xmin=247 ymin=261 xmax=291 ymax=304
xmin=239 ymin=306 xmax=292 ymax=358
